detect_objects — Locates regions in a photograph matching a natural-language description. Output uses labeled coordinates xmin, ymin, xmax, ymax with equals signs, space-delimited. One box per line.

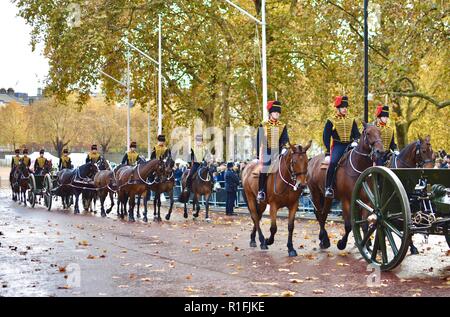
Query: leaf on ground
xmin=87 ymin=255 xmax=97 ymax=259
xmin=339 ymin=252 xmax=348 ymax=257
xmin=337 ymin=262 xmax=349 ymax=267
xmin=278 ymin=268 xmax=290 ymax=272
xmin=57 ymin=285 xmax=71 ymax=289
xmin=305 ymin=276 xmax=318 ymax=281
xmin=289 ymin=279 xmax=304 ymax=284
xmin=118 ymin=285 xmax=129 ymax=288
xmin=58 ymin=266 xmax=67 ymax=273
xmin=184 ymin=287 xmax=199 ymax=293
xmin=191 ymin=248 xmax=201 ymax=253
xmin=313 ymin=289 xmax=324 ymax=294
xmin=140 ymin=277 xmax=152 ymax=282
xmin=281 ymin=290 xmax=295 ymax=297
xmin=78 ymin=240 xmax=89 ymax=246
xmin=252 ymin=293 xmax=270 ymax=297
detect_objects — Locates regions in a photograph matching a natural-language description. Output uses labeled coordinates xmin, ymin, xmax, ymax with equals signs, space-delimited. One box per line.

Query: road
xmin=0 ymin=184 xmax=449 ymax=297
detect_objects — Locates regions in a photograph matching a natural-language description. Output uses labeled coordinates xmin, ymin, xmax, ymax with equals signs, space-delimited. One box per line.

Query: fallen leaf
xmin=289 ymin=279 xmax=304 ymax=284
xmin=191 ymin=248 xmax=201 ymax=253
xmin=278 ymin=268 xmax=290 ymax=272
xmin=252 ymin=293 xmax=270 ymax=297
xmin=78 ymin=240 xmax=89 ymax=246
xmin=337 ymin=262 xmax=350 ymax=267
xmin=140 ymin=277 xmax=152 ymax=282
xmin=58 ymin=285 xmax=71 ymax=289
xmin=87 ymin=255 xmax=97 ymax=259
xmin=184 ymin=287 xmax=199 ymax=293
xmin=58 ymin=266 xmax=67 ymax=273
xmin=313 ymin=289 xmax=324 ymax=294
xmin=118 ymin=285 xmax=129 ymax=288
xmin=281 ymin=290 xmax=295 ymax=297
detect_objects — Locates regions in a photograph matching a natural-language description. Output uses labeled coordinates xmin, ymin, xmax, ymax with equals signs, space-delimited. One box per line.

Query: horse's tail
xmin=178 ymin=190 xmax=190 ymax=203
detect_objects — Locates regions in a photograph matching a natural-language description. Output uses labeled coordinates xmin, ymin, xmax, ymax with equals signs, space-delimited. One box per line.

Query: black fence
xmin=154 ymin=181 xmax=343 ymax=216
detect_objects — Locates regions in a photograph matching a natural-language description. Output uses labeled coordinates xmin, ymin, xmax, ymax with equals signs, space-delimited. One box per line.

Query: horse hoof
xmin=260 ymin=244 xmax=268 ymax=250
xmin=136 ymin=214 xmax=141 ymax=219
xmin=183 ymin=213 xmax=188 ymax=219
xmin=205 ymin=218 xmax=211 ymax=223
xmin=250 ymin=241 xmax=257 ymax=248
xmin=319 ymin=240 xmax=330 ymax=249
xmin=193 ymin=214 xmax=199 ymax=218
xmin=165 ymin=214 xmax=170 ymax=221
xmin=337 ymin=240 xmax=347 ymax=250
xmin=128 ymin=217 xmax=135 ymax=223
xmin=101 ymin=212 xmax=106 ymax=218
xmin=410 ymin=246 xmax=419 ymax=255
xmin=143 ymin=217 xmax=148 ymax=223
xmin=288 ymin=250 xmax=298 ymax=257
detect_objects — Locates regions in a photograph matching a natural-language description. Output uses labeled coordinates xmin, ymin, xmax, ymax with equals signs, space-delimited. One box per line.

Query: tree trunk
xmin=395 ymin=121 xmax=408 ymax=149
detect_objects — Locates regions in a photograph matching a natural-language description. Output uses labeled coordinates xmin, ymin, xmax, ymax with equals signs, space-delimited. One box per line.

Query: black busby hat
xmin=23 ymin=148 xmax=29 ymax=154
xmin=130 ymin=141 xmax=137 ymax=148
xmin=157 ymin=134 xmax=166 ymax=142
xmin=267 ymin=100 xmax=282 ymax=114
xmin=375 ymin=104 xmax=389 ymax=118
xmin=39 ymin=149 xmax=45 ymax=154
xmin=63 ymin=148 xmax=69 ymax=154
xmin=91 ymin=144 xmax=97 ymax=150
xmin=227 ymin=162 xmax=234 ymax=169
xmin=335 ymin=96 xmax=348 ymax=108
xmin=15 ymin=149 xmax=20 ymax=154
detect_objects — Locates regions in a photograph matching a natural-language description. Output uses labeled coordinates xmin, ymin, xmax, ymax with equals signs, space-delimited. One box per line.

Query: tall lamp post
xmin=122 ymin=14 xmax=163 ymax=157
xmin=223 ymin=0 xmax=268 ymax=120
xmin=363 ymin=0 xmax=369 ymax=123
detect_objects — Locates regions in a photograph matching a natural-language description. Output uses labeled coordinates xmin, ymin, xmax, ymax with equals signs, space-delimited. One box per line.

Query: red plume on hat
xmin=375 ymin=104 xmax=383 ymax=117
xmin=335 ymin=96 xmax=343 ymax=108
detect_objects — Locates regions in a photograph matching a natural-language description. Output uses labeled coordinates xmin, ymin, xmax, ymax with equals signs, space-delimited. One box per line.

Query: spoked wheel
xmin=44 ymin=174 xmax=53 ymax=211
xmin=28 ymin=174 xmax=36 ymax=208
xmin=351 ymin=166 xmax=412 ymax=272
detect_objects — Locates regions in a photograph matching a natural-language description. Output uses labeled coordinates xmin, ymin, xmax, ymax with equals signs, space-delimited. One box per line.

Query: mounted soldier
xmin=184 ymin=136 xmax=209 ymax=193
xmin=150 ymin=134 xmax=171 ymax=160
xmin=121 ymin=141 xmax=140 ymax=166
xmin=21 ymin=148 xmax=31 ymax=170
xmin=59 ymin=148 xmax=73 ymax=170
xmin=374 ymin=104 xmax=398 ymax=165
xmin=256 ymin=100 xmax=290 ymax=202
xmin=323 ymin=96 xmax=361 ymax=198
xmin=11 ymin=149 xmax=21 ymax=171
xmin=86 ymin=144 xmax=101 ymax=164
xmin=34 ymin=149 xmax=47 ymax=175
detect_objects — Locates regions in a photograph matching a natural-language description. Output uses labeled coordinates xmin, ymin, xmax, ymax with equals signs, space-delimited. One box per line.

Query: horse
xmin=242 ymin=143 xmax=312 ymax=256
xmin=10 ymin=166 xmax=20 ymax=202
xmin=17 ymin=161 xmax=30 ymax=205
xmin=116 ymin=158 xmax=165 ymax=222
xmin=56 ymin=162 xmax=98 ymax=213
xmin=307 ymin=122 xmax=384 ymax=251
xmin=388 ymin=135 xmax=435 ymax=254
xmin=143 ymin=151 xmax=176 ymax=222
xmin=92 ymin=157 xmax=116 ymax=217
xmin=178 ymin=162 xmax=214 ymax=221
xmin=82 ymin=156 xmax=111 ymax=214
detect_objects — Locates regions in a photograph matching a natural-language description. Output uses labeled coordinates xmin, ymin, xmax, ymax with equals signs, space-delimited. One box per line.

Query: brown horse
xmin=242 ymin=143 xmax=312 ymax=256
xmin=116 ymin=158 xmax=165 ymax=222
xmin=17 ymin=161 xmax=30 ymax=205
xmin=179 ymin=163 xmax=214 ymax=221
xmin=388 ymin=135 xmax=435 ymax=254
xmin=307 ymin=122 xmax=384 ymax=250
xmin=93 ymin=158 xmax=117 ymax=217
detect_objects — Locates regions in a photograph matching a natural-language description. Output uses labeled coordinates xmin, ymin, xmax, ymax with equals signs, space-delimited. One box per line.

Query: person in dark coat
xmin=225 ymin=162 xmax=240 ymax=216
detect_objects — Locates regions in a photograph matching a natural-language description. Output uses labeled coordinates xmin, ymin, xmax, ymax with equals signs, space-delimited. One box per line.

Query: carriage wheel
xmin=28 ymin=174 xmax=36 ymax=208
xmin=44 ymin=174 xmax=53 ymax=211
xmin=351 ymin=166 xmax=411 ymax=272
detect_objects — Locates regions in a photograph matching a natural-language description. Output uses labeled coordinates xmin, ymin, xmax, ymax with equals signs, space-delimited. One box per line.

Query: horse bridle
xmin=278 ymin=149 xmax=307 ymax=191
xmin=414 ymin=140 xmax=434 ymax=167
xmin=354 ymin=128 xmax=383 ymax=161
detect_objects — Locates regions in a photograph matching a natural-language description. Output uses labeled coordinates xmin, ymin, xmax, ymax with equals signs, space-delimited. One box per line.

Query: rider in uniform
xmin=86 ymin=144 xmax=101 ymax=164
xmin=183 ymin=136 xmax=208 ymax=193
xmin=150 ymin=135 xmax=169 ymax=160
xmin=22 ymin=148 xmax=32 ymax=170
xmin=34 ymin=149 xmax=47 ymax=174
xmin=59 ymin=148 xmax=73 ymax=170
xmin=256 ymin=100 xmax=290 ymax=202
xmin=121 ymin=141 xmax=139 ymax=166
xmin=323 ymin=96 xmax=361 ymax=198
xmin=374 ymin=104 xmax=397 ymax=165
xmin=11 ymin=149 xmax=21 ymax=170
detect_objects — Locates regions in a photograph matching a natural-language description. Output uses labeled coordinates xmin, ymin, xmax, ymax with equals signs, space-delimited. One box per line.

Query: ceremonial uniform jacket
xmin=22 ymin=156 xmax=31 ymax=168
xmin=11 ymin=156 xmax=21 ymax=169
xmin=151 ymin=144 xmax=168 ymax=160
xmin=323 ymin=115 xmax=361 ymax=155
xmin=86 ymin=152 xmax=101 ymax=164
xmin=375 ymin=121 xmax=396 ymax=152
xmin=121 ymin=150 xmax=139 ymax=166
xmin=59 ymin=156 xmax=73 ymax=170
xmin=256 ymin=119 xmax=290 ymax=159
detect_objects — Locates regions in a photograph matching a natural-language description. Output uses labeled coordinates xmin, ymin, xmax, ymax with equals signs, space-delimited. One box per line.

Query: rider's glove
xmin=351 ymin=141 xmax=358 ymax=148
xmin=393 ymin=150 xmax=400 ymax=156
xmin=281 ymin=148 xmax=288 ymax=155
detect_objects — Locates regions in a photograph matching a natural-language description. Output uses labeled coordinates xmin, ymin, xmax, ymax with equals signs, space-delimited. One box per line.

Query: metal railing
xmin=154 ymin=180 xmax=343 ymax=216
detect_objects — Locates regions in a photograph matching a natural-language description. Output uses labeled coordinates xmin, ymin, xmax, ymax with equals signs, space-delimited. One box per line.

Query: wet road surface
xmin=0 ymin=188 xmax=449 ymax=297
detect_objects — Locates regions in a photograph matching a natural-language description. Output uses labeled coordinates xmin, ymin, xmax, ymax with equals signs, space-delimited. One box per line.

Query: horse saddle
xmin=320 ymin=156 xmax=330 ymax=170
xmin=251 ymin=157 xmax=280 ymax=177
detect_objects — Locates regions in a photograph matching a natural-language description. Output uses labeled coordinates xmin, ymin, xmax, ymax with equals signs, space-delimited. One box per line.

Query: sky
xmin=0 ymin=0 xmax=49 ymax=96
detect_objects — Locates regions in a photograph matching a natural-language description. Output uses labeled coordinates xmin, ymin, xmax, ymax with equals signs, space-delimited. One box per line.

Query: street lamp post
xmin=122 ymin=15 xmax=163 ymax=157
xmin=363 ymin=0 xmax=369 ymax=123
xmin=223 ymin=0 xmax=268 ymax=120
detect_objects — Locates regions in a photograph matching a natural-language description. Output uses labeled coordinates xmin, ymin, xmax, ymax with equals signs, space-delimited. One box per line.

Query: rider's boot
xmin=325 ymin=164 xmax=335 ymax=198
xmin=257 ymin=173 xmax=267 ymax=203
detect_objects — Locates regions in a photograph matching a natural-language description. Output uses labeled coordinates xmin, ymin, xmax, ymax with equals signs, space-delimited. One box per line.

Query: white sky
xmin=0 ymin=0 xmax=49 ymax=95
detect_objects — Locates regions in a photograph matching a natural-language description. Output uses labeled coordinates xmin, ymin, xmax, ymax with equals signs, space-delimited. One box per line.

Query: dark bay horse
xmin=17 ymin=161 xmax=30 ymax=205
xmin=142 ymin=151 xmax=176 ymax=222
xmin=242 ymin=143 xmax=312 ymax=256
xmin=92 ymin=157 xmax=116 ymax=217
xmin=56 ymin=162 xmax=98 ymax=213
xmin=388 ymin=136 xmax=435 ymax=254
xmin=179 ymin=163 xmax=214 ymax=221
xmin=116 ymin=158 xmax=165 ymax=222
xmin=307 ymin=123 xmax=384 ymax=251
xmin=10 ymin=166 xmax=20 ymax=202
